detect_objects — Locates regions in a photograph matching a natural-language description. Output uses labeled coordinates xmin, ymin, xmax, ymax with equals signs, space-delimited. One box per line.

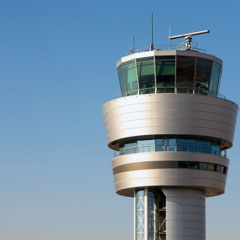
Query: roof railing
xmin=133 ymin=43 xmax=206 ymax=53
xmin=117 ymin=87 xmax=225 ymax=99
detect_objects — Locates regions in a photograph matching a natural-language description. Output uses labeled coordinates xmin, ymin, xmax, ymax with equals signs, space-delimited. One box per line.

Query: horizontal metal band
xmin=113 ymin=160 xmax=227 ymax=175
xmin=113 ymin=161 xmax=178 ymax=174
xmin=114 ymin=168 xmax=227 ymax=197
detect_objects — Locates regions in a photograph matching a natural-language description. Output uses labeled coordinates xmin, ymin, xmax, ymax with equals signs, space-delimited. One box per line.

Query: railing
xmin=114 ymin=145 xmax=227 ymax=158
xmin=119 ymin=87 xmax=225 ymax=99
xmin=133 ymin=42 xmax=206 ymax=53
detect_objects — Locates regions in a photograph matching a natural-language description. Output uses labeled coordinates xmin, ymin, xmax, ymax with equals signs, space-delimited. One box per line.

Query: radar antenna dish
xmin=169 ymin=30 xmax=210 ymax=50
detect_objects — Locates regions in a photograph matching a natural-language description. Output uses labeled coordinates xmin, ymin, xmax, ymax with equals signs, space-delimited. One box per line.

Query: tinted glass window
xmin=216 ymin=165 xmax=223 ymax=173
xmin=195 ymin=58 xmax=212 ymax=95
xmin=119 ymin=147 xmax=125 ymax=155
xmin=178 ymin=161 xmax=188 ymax=168
xmin=209 ymin=61 xmax=221 ymax=96
xmin=200 ymin=162 xmax=208 ymax=171
xmin=123 ymin=63 xmax=138 ymax=95
xmin=208 ymin=163 xmax=215 ymax=171
xmin=137 ymin=60 xmax=155 ymax=94
xmin=117 ymin=65 xmax=127 ymax=96
xmin=212 ymin=144 xmax=220 ymax=155
xmin=177 ymin=56 xmax=195 ymax=93
xmin=156 ymin=57 xmax=175 ymax=93
xmin=155 ymin=139 xmax=163 ymax=151
xmin=138 ymin=140 xmax=155 ymax=152
xmin=188 ymin=162 xmax=199 ymax=169
xmin=168 ymin=139 xmax=176 ymax=151
xmin=125 ymin=142 xmax=137 ymax=154
xmin=197 ymin=141 xmax=211 ymax=154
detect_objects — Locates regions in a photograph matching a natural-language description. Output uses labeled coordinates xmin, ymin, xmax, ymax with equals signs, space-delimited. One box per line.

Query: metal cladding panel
xmin=162 ymin=188 xmax=205 ymax=240
xmin=114 ymin=168 xmax=226 ymax=197
xmin=102 ymin=94 xmax=238 ymax=149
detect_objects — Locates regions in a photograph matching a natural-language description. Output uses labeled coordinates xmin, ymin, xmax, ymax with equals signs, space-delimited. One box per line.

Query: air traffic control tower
xmin=102 ymin=30 xmax=238 ymax=240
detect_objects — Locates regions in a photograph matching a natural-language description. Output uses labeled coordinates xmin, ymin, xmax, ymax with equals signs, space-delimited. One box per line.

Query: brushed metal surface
xmin=103 ymin=94 xmax=238 ymax=149
xmin=162 ymin=188 xmax=205 ymax=240
xmin=114 ymin=168 xmax=226 ymax=197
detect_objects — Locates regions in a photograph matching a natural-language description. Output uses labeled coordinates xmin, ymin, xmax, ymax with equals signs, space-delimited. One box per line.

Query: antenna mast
xmin=150 ymin=13 xmax=154 ymax=50
xmin=169 ymin=30 xmax=210 ymax=50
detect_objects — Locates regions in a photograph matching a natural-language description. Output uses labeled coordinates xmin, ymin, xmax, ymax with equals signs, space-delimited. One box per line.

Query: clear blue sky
xmin=0 ymin=0 xmax=239 ymax=239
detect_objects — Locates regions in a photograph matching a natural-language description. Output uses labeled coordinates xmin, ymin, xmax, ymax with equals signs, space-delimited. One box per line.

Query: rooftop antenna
xmin=168 ymin=30 xmax=210 ymax=50
xmin=129 ymin=35 xmax=135 ymax=53
xmin=150 ymin=13 xmax=154 ymax=50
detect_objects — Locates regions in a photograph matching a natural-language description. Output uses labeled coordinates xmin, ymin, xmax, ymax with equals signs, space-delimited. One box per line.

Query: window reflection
xmin=119 ymin=138 xmax=223 ymax=157
xmin=137 ymin=60 xmax=155 ymax=94
xmin=177 ymin=56 xmax=195 ymax=93
xmin=156 ymin=56 xmax=175 ymax=93
xmin=209 ymin=61 xmax=221 ymax=96
xmin=195 ymin=58 xmax=212 ymax=95
xmin=177 ymin=161 xmax=227 ymax=175
xmin=123 ymin=62 xmax=138 ymax=95
xmin=117 ymin=55 xmax=222 ymax=97
xmin=117 ymin=65 xmax=127 ymax=96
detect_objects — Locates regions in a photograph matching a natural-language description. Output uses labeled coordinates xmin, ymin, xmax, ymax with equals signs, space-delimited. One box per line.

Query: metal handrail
xmin=115 ymin=145 xmax=226 ymax=158
xmin=133 ymin=43 xmax=206 ymax=53
xmin=119 ymin=87 xmax=225 ymax=99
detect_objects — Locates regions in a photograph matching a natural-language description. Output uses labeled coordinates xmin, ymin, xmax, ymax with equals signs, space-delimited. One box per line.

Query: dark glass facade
xmin=117 ymin=55 xmax=222 ymax=97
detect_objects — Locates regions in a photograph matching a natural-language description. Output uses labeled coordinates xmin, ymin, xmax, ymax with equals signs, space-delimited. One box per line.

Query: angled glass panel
xmin=123 ymin=62 xmax=138 ymax=95
xmin=176 ymin=56 xmax=195 ymax=93
xmin=137 ymin=61 xmax=155 ymax=94
xmin=156 ymin=57 xmax=175 ymax=93
xmin=136 ymin=57 xmax=154 ymax=62
xmin=117 ymin=65 xmax=127 ymax=96
xmin=209 ymin=61 xmax=221 ymax=96
xmin=123 ymin=59 xmax=135 ymax=66
xmin=195 ymin=58 xmax=212 ymax=95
